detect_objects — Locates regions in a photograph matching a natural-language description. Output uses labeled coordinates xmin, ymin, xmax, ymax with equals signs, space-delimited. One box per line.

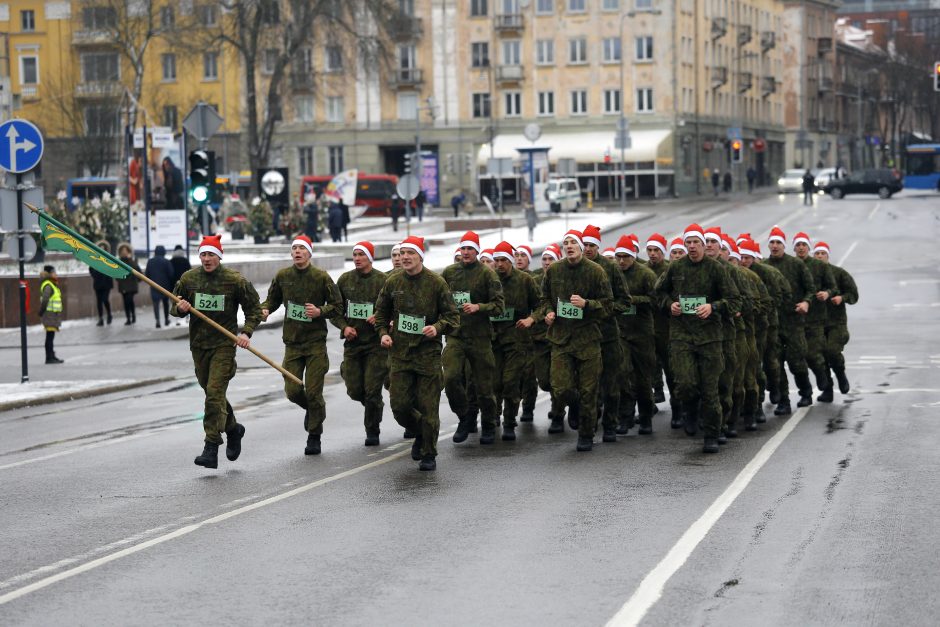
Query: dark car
xmin=823 ymin=168 xmax=903 ymax=199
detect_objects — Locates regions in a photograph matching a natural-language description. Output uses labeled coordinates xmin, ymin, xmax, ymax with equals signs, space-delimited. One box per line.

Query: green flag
xmin=37 ymin=211 xmax=133 ymax=279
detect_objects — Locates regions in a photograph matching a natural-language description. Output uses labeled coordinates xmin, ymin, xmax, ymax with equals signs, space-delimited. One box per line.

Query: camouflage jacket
xmin=749 ymin=262 xmax=790 ymax=328
xmin=739 ymin=265 xmax=772 ymax=331
xmin=261 ymin=264 xmax=343 ymax=347
xmin=713 ymin=257 xmax=743 ymax=340
xmin=538 ymin=257 xmax=612 ymax=350
xmin=588 ymin=253 xmax=632 ymax=344
xmin=654 ymin=255 xmax=740 ymax=346
xmin=765 ymin=252 xmax=815 ymax=325
xmin=826 ymin=263 xmax=858 ymax=328
xmin=172 ymin=265 xmax=262 ymax=349
xmin=528 ymin=267 xmax=549 ymax=342
xmin=331 ymin=268 xmax=387 ymax=353
xmin=617 ymin=261 xmax=657 ymax=339
xmin=441 ymin=260 xmax=505 ymax=339
xmin=492 ymin=266 xmax=541 ymax=345
xmin=799 ymin=255 xmax=837 ymax=328
xmin=374 ymin=267 xmax=460 ymax=359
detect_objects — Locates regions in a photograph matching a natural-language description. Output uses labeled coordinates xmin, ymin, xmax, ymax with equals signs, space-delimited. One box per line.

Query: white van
xmin=545 ymin=178 xmax=581 ymax=212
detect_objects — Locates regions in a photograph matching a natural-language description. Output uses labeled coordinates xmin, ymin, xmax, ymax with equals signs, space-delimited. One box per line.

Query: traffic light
xmin=403 ymin=152 xmax=413 ymax=175
xmin=731 ymin=139 xmax=743 ymax=164
xmin=934 ymin=61 xmax=940 ymax=92
xmin=189 ymin=149 xmax=215 ymax=204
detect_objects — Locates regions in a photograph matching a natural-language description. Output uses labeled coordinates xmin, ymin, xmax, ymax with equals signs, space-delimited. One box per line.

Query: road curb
xmin=0 ymin=376 xmax=178 ymax=413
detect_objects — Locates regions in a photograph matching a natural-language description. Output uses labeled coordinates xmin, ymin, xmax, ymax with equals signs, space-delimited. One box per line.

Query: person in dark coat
xmin=339 ymin=200 xmax=351 ymax=242
xmin=116 ymin=242 xmax=141 ymax=325
xmin=304 ymin=197 xmax=321 ymax=242
xmin=162 ymin=157 xmax=184 ymax=209
xmin=390 ymin=194 xmax=401 ymax=232
xmin=450 ymin=191 xmax=466 ymax=218
xmin=170 ymin=244 xmax=191 ymax=285
xmin=145 ymin=245 xmax=175 ymax=327
xmin=802 ymin=169 xmax=815 ymax=206
xmin=90 ymin=240 xmax=114 ymax=326
xmin=722 ymin=171 xmax=732 ymax=193
xmin=414 ymin=190 xmax=426 ymax=222
xmin=711 ymin=170 xmax=721 ymax=196
xmin=746 ymin=167 xmax=757 ymax=193
xmin=328 ymin=202 xmax=344 ymax=243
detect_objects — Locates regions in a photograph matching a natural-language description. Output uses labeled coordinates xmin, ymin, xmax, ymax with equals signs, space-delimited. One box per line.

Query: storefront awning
xmin=478 ymin=129 xmax=672 ymax=166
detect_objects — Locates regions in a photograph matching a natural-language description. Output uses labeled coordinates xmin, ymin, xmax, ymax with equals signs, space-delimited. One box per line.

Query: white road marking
xmin=605 ymin=407 xmax=810 ymax=627
xmin=867 ymin=202 xmax=881 ymax=220
xmin=859 ymin=356 xmax=897 ymax=361
xmin=899 ymin=279 xmax=940 ymax=286
xmin=836 ymin=240 xmax=858 ymax=266
xmin=892 ymin=303 xmax=940 ymax=308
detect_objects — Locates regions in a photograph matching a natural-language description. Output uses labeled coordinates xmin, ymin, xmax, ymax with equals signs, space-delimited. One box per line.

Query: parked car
xmin=776 ymin=169 xmax=806 ymax=194
xmin=822 ymin=168 xmax=903 ymax=199
xmin=813 ymin=167 xmax=838 ymax=191
xmin=546 ymin=178 xmax=581 ymax=212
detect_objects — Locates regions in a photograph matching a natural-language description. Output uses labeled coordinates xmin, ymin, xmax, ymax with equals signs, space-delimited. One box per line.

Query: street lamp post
xmin=619 ymin=11 xmax=629 ymax=215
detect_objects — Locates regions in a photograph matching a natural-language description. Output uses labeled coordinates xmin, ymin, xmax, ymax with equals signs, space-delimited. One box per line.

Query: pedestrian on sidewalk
xmin=746 ymin=167 xmax=757 ymax=193
xmin=39 ymin=265 xmax=64 ymax=364
xmin=145 ymin=245 xmax=174 ymax=328
xmin=802 ymin=169 xmax=815 ymax=206
xmin=415 ymin=190 xmax=426 ymax=222
xmin=90 ymin=240 xmax=114 ymax=326
xmin=328 ymin=201 xmax=344 ymax=243
xmin=340 ymin=199 xmax=351 ymax=242
xmin=390 ymin=194 xmax=402 ymax=232
xmin=116 ymin=242 xmax=140 ymax=325
xmin=524 ymin=203 xmax=538 ymax=241
xmin=170 ymin=244 xmax=190 ymax=285
xmin=711 ymin=170 xmax=721 ymax=196
xmin=723 ymin=171 xmax=732 ymax=193
xmin=450 ymin=191 xmax=466 ymax=218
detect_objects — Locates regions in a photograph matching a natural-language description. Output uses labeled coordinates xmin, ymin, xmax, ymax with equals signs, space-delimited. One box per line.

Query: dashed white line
xmin=836 ymin=240 xmax=858 ymax=267
xmin=867 ymin=202 xmax=881 ymax=220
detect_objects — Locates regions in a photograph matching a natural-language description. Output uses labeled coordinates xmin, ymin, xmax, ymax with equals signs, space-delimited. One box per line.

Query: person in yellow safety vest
xmin=39 ymin=265 xmax=64 ymax=364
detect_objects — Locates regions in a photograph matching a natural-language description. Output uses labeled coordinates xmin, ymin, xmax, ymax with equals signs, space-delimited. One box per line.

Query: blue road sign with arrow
xmin=0 ymin=119 xmax=44 ymax=174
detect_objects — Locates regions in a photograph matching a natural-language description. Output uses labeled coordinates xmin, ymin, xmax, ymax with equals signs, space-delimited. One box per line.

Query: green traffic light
xmin=191 ymin=186 xmax=209 ymax=203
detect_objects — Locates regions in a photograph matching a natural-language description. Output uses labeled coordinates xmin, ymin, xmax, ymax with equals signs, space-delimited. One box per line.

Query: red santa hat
xmin=198 ymin=234 xmax=223 ymax=259
xmin=793 ymin=231 xmax=812 ymax=248
xmin=516 ymin=244 xmax=533 ymax=261
xmin=628 ymin=233 xmax=639 ymax=248
xmin=563 ymin=229 xmax=584 ymax=250
xmin=704 ymin=226 xmax=723 ymax=243
xmin=391 ymin=242 xmax=402 ymax=254
xmin=542 ymin=244 xmax=560 ymax=261
xmin=736 ymin=232 xmax=752 ymax=245
xmin=480 ymin=248 xmax=495 ymax=260
xmin=459 ymin=230 xmax=481 ymax=253
xmin=399 ymin=235 xmax=425 ymax=259
xmin=768 ymin=225 xmax=786 ymax=245
xmin=670 ymin=237 xmax=688 ymax=253
xmin=493 ymin=241 xmax=515 ymax=262
xmin=615 ymin=234 xmax=637 ymax=257
xmin=683 ymin=223 xmax=705 ymax=243
xmin=813 ymin=241 xmax=830 ymax=255
xmin=602 ymin=247 xmax=616 ymax=258
xmin=646 ymin=233 xmax=667 ymax=254
xmin=582 ymin=224 xmax=602 ymax=247
xmin=352 ymin=241 xmax=374 ymax=262
xmin=725 ymin=237 xmax=741 ymax=260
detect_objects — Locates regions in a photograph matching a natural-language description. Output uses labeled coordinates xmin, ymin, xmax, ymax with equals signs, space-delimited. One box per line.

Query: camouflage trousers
xmin=493 ymin=341 xmax=529 ymax=429
xmin=192 ymin=345 xmax=238 ymax=445
xmin=719 ymin=335 xmax=737 ymax=431
xmin=654 ymin=326 xmax=678 ymax=408
xmin=341 ymin=345 xmax=389 ymax=436
xmin=597 ymin=339 xmax=623 ymax=430
xmin=729 ymin=328 xmax=753 ymax=429
xmin=521 ymin=345 xmax=538 ymax=416
xmin=671 ymin=340 xmax=724 ymax=439
xmin=443 ymin=337 xmax=498 ymax=429
xmin=778 ymin=318 xmax=810 ymax=400
xmin=757 ymin=323 xmax=781 ymax=402
xmin=389 ymin=353 xmax=443 ymax=458
xmin=620 ymin=333 xmax=656 ymax=423
xmin=527 ymin=339 xmax=561 ymax=420
xmin=804 ymin=325 xmax=832 ymax=390
xmin=283 ymin=343 xmax=329 ymax=435
xmin=824 ymin=324 xmax=850 ymax=372
xmin=551 ymin=345 xmax=602 ymax=438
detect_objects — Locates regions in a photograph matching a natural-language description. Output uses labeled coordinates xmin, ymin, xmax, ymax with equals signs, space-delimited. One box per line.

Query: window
xmin=203 ymin=52 xmax=219 ymax=80
xmin=602 ymin=0 xmax=619 ymax=10
xmin=399 ymin=0 xmax=415 ymax=16
xmin=570 ymin=89 xmax=587 ymax=115
xmin=635 ymin=0 xmax=653 ymax=8
xmin=295 ymin=48 xmax=313 ymax=76
xmin=263 ymin=49 xmax=278 ymax=75
xmin=21 ymin=10 xmax=35 ymax=31
xmin=160 ymin=6 xmax=174 ymax=28
xmin=536 ymin=39 xmax=554 ymax=65
xmin=538 ymin=91 xmax=554 ymax=116
xmin=326 ymin=96 xmax=344 ymax=122
xmin=602 ymin=38 xmax=621 ymax=63
xmin=84 ymin=105 xmax=119 ymax=136
xmin=399 ymin=45 xmax=416 ymax=71
xmin=261 ymin=0 xmax=280 ymax=24
xmin=161 ymin=54 xmax=177 ymax=81
xmin=635 ymin=36 xmax=653 ymax=60
xmin=471 ymin=0 xmax=488 ymax=17
xmin=20 ymin=57 xmax=38 ymax=85
xmin=636 ymin=87 xmax=653 ymax=112
xmin=504 ymin=91 xmax=522 ymax=117
xmin=163 ymin=105 xmax=178 ymax=130
xmin=398 ymin=92 xmax=418 ymax=120
xmin=604 ymin=89 xmax=621 ymax=113
xmin=502 ymin=40 xmax=521 ymax=65
xmin=471 ymin=42 xmax=490 ymax=68
xmin=536 ymin=0 xmax=554 ymax=13
xmin=569 ymin=38 xmax=587 ymax=64
xmin=568 ymin=0 xmax=586 ymax=12
xmin=472 ymin=93 xmax=491 ymax=118
xmin=299 ymin=147 xmax=314 ymax=176
xmin=328 ymin=146 xmax=344 ymax=173
xmin=325 ymin=46 xmax=343 ymax=72
xmin=82 ymin=53 xmax=119 ymax=82
xmin=197 ymin=4 xmax=218 ymax=27
xmin=295 ymin=96 xmax=314 ymax=122
xmin=83 ymin=6 xmax=117 ymax=30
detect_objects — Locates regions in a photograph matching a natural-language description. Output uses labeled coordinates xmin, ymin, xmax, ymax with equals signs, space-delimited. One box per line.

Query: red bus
xmin=300 ymin=174 xmax=399 ymax=217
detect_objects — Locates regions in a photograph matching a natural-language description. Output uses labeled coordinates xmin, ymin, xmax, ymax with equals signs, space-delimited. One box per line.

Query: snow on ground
xmin=0 ymin=379 xmax=126 ymax=405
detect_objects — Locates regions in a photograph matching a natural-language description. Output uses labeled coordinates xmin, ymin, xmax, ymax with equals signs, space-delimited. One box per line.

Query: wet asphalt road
xmin=1 ymin=191 xmax=939 ymax=625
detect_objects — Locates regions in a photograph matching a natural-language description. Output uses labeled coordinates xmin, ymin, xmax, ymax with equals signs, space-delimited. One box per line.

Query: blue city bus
xmin=904 ymin=144 xmax=940 ymax=191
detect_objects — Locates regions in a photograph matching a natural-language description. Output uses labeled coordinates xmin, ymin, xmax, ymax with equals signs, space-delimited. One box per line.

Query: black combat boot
xmin=795 ymin=372 xmax=814 ymax=407
xmin=364 ymin=432 xmax=380 ymax=446
xmin=304 ymin=433 xmax=321 ymax=455
xmin=654 ymin=388 xmax=666 ymax=404
xmin=467 ymin=413 xmax=479 ymax=433
xmin=548 ymin=415 xmax=565 ymax=434
xmin=567 ymin=403 xmax=580 ymax=431
xmin=403 ymin=429 xmax=416 ymax=439
xmin=754 ymin=406 xmax=767 ymax=424
xmin=411 ymin=435 xmax=423 ymax=460
xmin=45 ymin=354 xmax=64 ymax=364
xmin=452 ymin=414 xmax=473 ymax=443
xmin=501 ymin=425 xmax=516 ymax=441
xmin=519 ymin=411 xmax=534 ymax=422
xmin=703 ymin=438 xmax=720 ymax=454
xmin=616 ymin=416 xmax=631 ymax=435
xmin=774 ymin=399 xmax=792 ymax=416
xmin=479 ymin=426 xmax=496 ymax=445
xmin=683 ymin=406 xmax=699 ymax=437
xmin=717 ymin=432 xmax=728 ymax=445
xmin=576 ymin=436 xmax=593 ymax=452
xmin=638 ymin=414 xmax=653 ymax=435
xmin=834 ymin=368 xmax=850 ymax=394
xmin=796 ymin=394 xmax=813 ymax=407
xmin=418 ymin=454 xmax=436 ymax=471
xmin=602 ymin=426 xmax=617 ymax=443
xmin=194 ymin=442 xmax=219 ymax=469
xmin=769 ymin=388 xmax=781 ymax=405
xmin=225 ymin=424 xmax=245 ymax=461
xmin=816 ymin=386 xmax=834 ymax=403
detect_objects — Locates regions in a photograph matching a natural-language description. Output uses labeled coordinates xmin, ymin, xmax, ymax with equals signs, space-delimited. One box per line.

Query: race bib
xmin=680 ymin=295 xmax=706 ymax=315
xmin=347 ymin=301 xmax=374 ymax=320
xmin=453 ymin=291 xmax=471 ymax=306
xmin=195 ymin=292 xmax=224 ymax=312
xmin=556 ymin=298 xmax=584 ymax=320
xmin=397 ymin=312 xmax=426 ymax=334
xmin=489 ymin=307 xmax=515 ymax=323
xmin=622 ymin=305 xmax=637 ymax=316
xmin=287 ymin=301 xmax=311 ymax=322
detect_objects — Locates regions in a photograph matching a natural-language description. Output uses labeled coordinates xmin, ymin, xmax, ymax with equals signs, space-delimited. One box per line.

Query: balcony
xmin=495 ymin=13 xmax=524 ymax=32
xmin=74 ymin=81 xmax=123 ymax=100
xmin=761 ymin=75 xmax=776 ymax=95
xmin=817 ymin=37 xmax=832 ymax=55
xmin=737 ymin=24 xmax=752 ymax=46
xmin=820 ymin=119 xmax=835 ymax=132
xmin=760 ymin=30 xmax=776 ymax=51
xmin=387 ymin=14 xmax=423 ymax=41
xmin=711 ymin=17 xmax=727 ymax=40
xmin=388 ymin=67 xmax=424 ymax=89
xmin=21 ymin=85 xmax=39 ymax=100
xmin=738 ymin=71 xmax=753 ymax=93
xmin=291 ymin=72 xmax=314 ymax=92
xmin=72 ymin=30 xmax=116 ymax=47
xmin=495 ymin=64 xmax=524 ymax=83
xmin=818 ymin=76 xmax=833 ymax=92
xmin=711 ymin=66 xmax=728 ymax=88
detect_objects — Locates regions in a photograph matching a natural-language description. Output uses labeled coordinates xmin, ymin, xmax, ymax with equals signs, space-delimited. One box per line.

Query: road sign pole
xmin=16 ymin=172 xmax=28 ymax=383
